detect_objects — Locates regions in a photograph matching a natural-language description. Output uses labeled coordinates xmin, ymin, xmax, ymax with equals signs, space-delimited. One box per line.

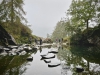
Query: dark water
xmin=0 ymin=44 xmax=100 ymax=75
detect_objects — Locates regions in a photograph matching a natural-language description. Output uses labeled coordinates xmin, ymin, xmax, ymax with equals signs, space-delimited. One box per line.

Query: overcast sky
xmin=24 ymin=0 xmax=72 ymax=38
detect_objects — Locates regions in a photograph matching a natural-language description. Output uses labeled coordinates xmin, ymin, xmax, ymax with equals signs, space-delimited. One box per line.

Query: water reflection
xmin=0 ymin=51 xmax=36 ymax=75
xmin=57 ymin=45 xmax=100 ymax=75
xmin=0 ymin=44 xmax=100 ymax=75
xmin=38 ymin=44 xmax=52 ymax=53
xmin=0 ymin=55 xmax=24 ymax=75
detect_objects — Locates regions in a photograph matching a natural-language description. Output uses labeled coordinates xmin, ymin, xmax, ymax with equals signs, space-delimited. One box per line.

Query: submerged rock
xmin=76 ymin=66 xmax=84 ymax=73
xmin=26 ymin=56 xmax=33 ymax=61
xmin=48 ymin=63 xmax=61 ymax=67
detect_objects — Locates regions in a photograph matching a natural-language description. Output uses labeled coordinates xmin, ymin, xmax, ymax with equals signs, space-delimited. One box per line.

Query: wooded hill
xmin=0 ymin=22 xmax=34 ymax=45
xmin=0 ymin=0 xmax=37 ymax=45
xmin=51 ymin=0 xmax=100 ymax=46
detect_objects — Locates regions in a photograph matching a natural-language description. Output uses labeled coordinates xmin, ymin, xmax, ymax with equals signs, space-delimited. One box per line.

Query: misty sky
xmin=24 ymin=0 xmax=72 ymax=38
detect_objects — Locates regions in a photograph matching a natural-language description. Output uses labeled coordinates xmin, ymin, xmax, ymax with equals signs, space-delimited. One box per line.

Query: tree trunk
xmin=86 ymin=19 xmax=89 ymax=37
xmin=11 ymin=0 xmax=13 ymax=25
xmin=86 ymin=19 xmax=89 ymax=31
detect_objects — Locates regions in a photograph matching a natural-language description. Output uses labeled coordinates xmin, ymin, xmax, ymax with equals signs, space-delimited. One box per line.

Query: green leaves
xmin=67 ymin=0 xmax=100 ymax=32
xmin=0 ymin=0 xmax=27 ymax=24
xmin=51 ymin=21 xmax=67 ymax=40
xmin=0 ymin=0 xmax=32 ymax=43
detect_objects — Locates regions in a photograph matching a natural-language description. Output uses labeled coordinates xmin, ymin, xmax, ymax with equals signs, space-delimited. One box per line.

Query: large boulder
xmin=0 ymin=25 xmax=16 ymax=45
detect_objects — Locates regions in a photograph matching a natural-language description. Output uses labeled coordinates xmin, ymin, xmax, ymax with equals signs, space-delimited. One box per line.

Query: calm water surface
xmin=23 ymin=47 xmax=62 ymax=75
xmin=0 ymin=44 xmax=100 ymax=75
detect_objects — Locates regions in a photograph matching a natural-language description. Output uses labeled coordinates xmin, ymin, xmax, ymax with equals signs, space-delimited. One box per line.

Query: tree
xmin=0 ymin=0 xmax=27 ymax=24
xmin=0 ymin=0 xmax=33 ymax=44
xmin=68 ymin=0 xmax=98 ymax=32
xmin=51 ymin=20 xmax=67 ymax=41
xmin=0 ymin=0 xmax=8 ymax=22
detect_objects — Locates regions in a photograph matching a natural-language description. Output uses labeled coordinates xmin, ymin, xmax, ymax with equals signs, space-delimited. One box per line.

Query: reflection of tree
xmin=42 ymin=45 xmax=52 ymax=49
xmin=38 ymin=45 xmax=52 ymax=53
xmin=0 ymin=50 xmax=37 ymax=75
xmin=57 ymin=46 xmax=86 ymax=75
xmin=57 ymin=45 xmax=100 ymax=75
xmin=6 ymin=65 xmax=27 ymax=75
xmin=0 ymin=55 xmax=14 ymax=74
xmin=0 ymin=54 xmax=29 ymax=75
xmin=8 ymin=55 xmax=29 ymax=73
xmin=39 ymin=46 xmax=42 ymax=53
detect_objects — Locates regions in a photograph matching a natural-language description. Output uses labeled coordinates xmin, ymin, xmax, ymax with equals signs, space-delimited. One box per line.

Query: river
xmin=0 ymin=44 xmax=100 ymax=75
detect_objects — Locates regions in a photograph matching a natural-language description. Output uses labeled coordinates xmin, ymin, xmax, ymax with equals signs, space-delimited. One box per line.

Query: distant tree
xmin=47 ymin=33 xmax=50 ymax=38
xmin=51 ymin=20 xmax=67 ymax=41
